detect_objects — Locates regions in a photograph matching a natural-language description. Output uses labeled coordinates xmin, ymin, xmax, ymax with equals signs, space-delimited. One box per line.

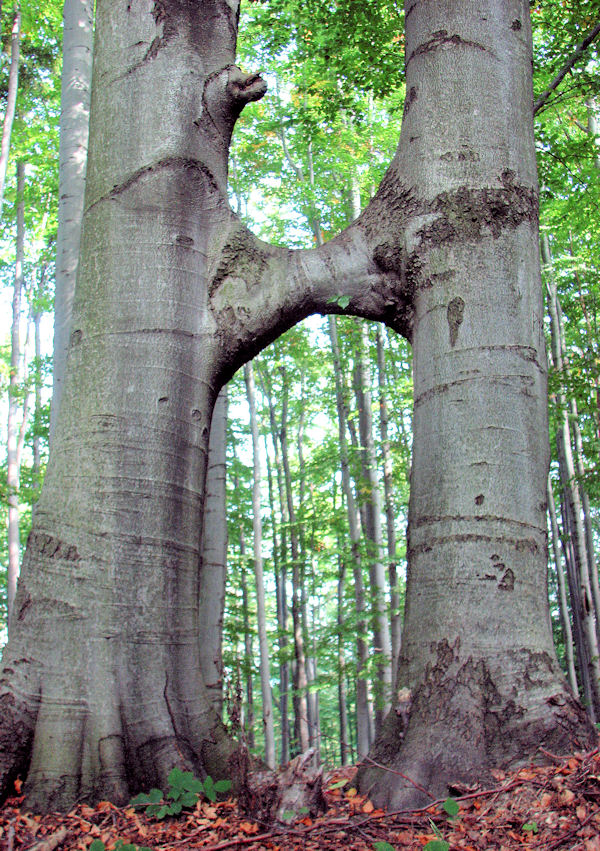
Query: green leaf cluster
xmin=129 ymin=769 xmax=231 ymax=820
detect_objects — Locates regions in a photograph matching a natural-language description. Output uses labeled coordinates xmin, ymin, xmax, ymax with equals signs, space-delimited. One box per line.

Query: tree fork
xmin=1 ymin=0 xmax=595 ymax=812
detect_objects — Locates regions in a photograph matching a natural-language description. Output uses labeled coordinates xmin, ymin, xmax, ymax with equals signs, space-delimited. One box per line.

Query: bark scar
xmin=447 ymin=296 xmax=465 ymax=347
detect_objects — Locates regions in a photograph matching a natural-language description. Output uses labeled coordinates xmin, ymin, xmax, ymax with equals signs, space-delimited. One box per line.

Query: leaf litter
xmin=1 ymin=747 xmax=599 ymax=850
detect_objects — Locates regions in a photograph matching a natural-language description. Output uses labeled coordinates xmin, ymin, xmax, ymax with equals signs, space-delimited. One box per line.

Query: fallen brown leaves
xmin=1 ymin=748 xmax=599 ymax=851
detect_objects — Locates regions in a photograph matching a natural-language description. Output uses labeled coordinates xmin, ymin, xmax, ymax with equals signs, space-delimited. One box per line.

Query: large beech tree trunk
xmin=356 ymin=0 xmax=594 ymax=807
xmin=0 ymin=0 xmax=594 ymax=812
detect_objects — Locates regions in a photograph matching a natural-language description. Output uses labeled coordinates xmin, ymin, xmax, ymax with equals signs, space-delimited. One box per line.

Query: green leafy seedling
xmin=202 ymin=774 xmax=232 ymax=803
xmin=442 ymin=796 xmax=460 ymax=820
xmin=523 ymin=821 xmax=539 ymax=834
xmin=130 ymin=768 xmax=231 ymax=819
xmin=423 ymin=819 xmax=450 ymax=851
xmin=326 ymin=294 xmax=351 ymax=310
xmin=373 ymin=842 xmax=396 ymax=851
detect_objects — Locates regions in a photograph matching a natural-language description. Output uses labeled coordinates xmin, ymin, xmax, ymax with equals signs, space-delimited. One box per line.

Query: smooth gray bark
xmin=244 ymin=362 xmax=276 ymax=768
xmin=376 ymin=325 xmax=402 ymax=686
xmin=328 ymin=316 xmax=373 ymax=758
xmin=336 ymin=553 xmax=350 ymax=766
xmin=547 ymin=477 xmax=577 ymax=696
xmin=50 ymin=0 xmax=94 ymax=444
xmin=6 ymin=161 xmax=25 ymax=631
xmin=1 ymin=0 xmax=593 ymax=811
xmin=0 ymin=5 xmax=20 ymax=218
xmin=357 ymin=0 xmax=595 ymax=807
xmin=352 ymin=323 xmax=393 ymax=728
xmin=198 ymin=386 xmax=228 ymax=717
xmin=542 ymin=235 xmax=600 ymax=716
xmin=260 ymin=374 xmax=290 ymax=765
xmin=279 ymin=377 xmax=310 ymax=754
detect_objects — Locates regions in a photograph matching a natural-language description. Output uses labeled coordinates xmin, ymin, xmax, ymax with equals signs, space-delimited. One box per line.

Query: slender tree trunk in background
xmin=6 ymin=161 xmax=25 ymax=631
xmin=559 ymin=491 xmax=593 ymax=710
xmin=261 ymin=376 xmax=291 ymax=765
xmin=328 ymin=316 xmax=373 ymax=757
xmin=198 ymin=387 xmax=228 ymax=717
xmin=239 ymin=529 xmax=255 ymax=751
xmin=244 ymin=363 xmax=276 ymax=768
xmin=336 ymin=554 xmax=350 ymax=766
xmin=353 ymin=324 xmax=392 ymax=729
xmin=586 ymin=98 xmax=600 ymax=169
xmin=542 ymin=235 xmax=600 ymax=717
xmin=279 ymin=376 xmax=310 ymax=754
xmin=295 ymin=381 xmax=319 ymax=755
xmin=0 ymin=5 xmax=20 ymax=217
xmin=50 ymin=0 xmax=93 ymax=443
xmin=32 ymin=265 xmax=48 ymax=486
xmin=547 ymin=478 xmax=577 ymax=696
xmin=264 ymin=443 xmax=290 ymax=766
xmin=376 ymin=324 xmax=401 ymax=687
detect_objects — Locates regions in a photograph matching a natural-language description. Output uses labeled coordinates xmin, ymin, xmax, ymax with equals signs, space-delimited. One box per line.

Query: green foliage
xmin=129 ymin=769 xmax=231 ymax=819
xmin=89 ymin=841 xmax=153 ymax=851
xmin=373 ymin=842 xmax=396 ymax=851
xmin=523 ymin=821 xmax=539 ymax=834
xmin=442 ymin=797 xmax=459 ymax=820
xmin=423 ymin=819 xmax=450 ymax=851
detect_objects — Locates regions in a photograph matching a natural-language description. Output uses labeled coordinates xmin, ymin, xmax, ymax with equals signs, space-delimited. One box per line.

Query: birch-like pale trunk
xmin=6 ymin=161 xmax=24 ymax=631
xmin=238 ymin=522 xmax=255 ymax=751
xmin=279 ymin=378 xmax=310 ymax=754
xmin=50 ymin=0 xmax=94 ymax=442
xmin=1 ymin=0 xmax=593 ymax=811
xmin=376 ymin=325 xmax=402 ymax=686
xmin=352 ymin=324 xmax=392 ymax=729
xmin=542 ymin=235 xmax=600 ymax=716
xmin=547 ymin=477 xmax=577 ymax=696
xmin=336 ymin=553 xmax=351 ymax=766
xmin=260 ymin=373 xmax=291 ymax=765
xmin=328 ymin=316 xmax=373 ymax=757
xmin=0 ymin=5 xmax=20 ymax=217
xmin=198 ymin=386 xmax=228 ymax=717
xmin=244 ymin=363 xmax=276 ymax=768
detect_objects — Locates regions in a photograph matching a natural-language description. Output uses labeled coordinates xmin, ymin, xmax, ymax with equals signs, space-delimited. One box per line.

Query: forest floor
xmin=1 ymin=748 xmax=600 ymax=851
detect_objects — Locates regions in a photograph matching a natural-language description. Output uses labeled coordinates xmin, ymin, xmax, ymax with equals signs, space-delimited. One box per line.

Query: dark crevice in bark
xmin=407 ymin=31 xmax=488 ymax=66
xmin=413 ymin=373 xmax=538 ymax=408
xmin=412 ymin=514 xmax=545 ymax=533
xmin=85 ymin=157 xmax=224 ymax=214
xmin=408 ymin=533 xmax=540 ymax=557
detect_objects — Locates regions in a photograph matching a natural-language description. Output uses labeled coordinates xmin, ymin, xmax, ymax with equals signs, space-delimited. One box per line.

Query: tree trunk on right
xmin=357 ymin=0 xmax=595 ymax=808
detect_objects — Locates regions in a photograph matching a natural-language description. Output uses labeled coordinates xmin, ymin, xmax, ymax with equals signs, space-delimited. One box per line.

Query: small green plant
xmin=89 ymin=841 xmax=153 ymax=851
xmin=423 ymin=819 xmax=450 ymax=851
xmin=523 ymin=820 xmax=539 ymax=834
xmin=130 ymin=768 xmax=231 ymax=819
xmin=327 ymin=294 xmax=351 ymax=310
xmin=281 ymin=805 xmax=310 ymax=821
xmin=373 ymin=842 xmax=396 ymax=851
xmin=442 ymin=797 xmax=460 ymax=820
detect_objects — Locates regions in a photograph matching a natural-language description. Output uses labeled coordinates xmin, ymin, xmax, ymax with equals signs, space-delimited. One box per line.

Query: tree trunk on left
xmin=49 ymin=0 xmax=94 ymax=443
